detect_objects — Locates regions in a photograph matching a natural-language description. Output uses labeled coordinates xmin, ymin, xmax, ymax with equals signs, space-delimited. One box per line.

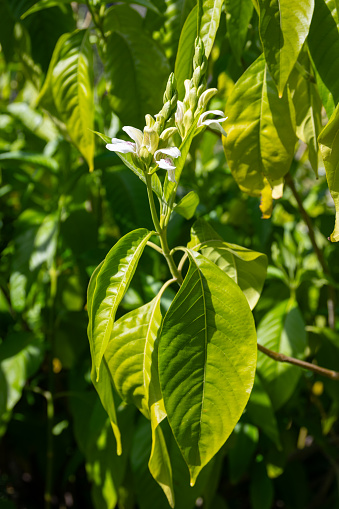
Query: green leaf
xmin=20 ymin=0 xmax=72 ymax=19
xmin=308 ymin=0 xmax=339 ymax=118
xmin=256 ymin=300 xmax=307 ymax=409
xmin=174 ymin=0 xmax=223 ymax=98
xmin=246 ymin=375 xmax=281 ymax=448
xmin=0 ymin=151 xmax=59 ymax=173
xmin=189 ymin=219 xmax=268 ymax=310
xmin=200 ymin=0 xmax=224 ymax=58
xmin=103 ymin=5 xmax=170 ymax=128
xmin=0 ymin=332 xmax=44 ymax=435
xmin=289 ymin=53 xmax=322 ymax=176
xmin=258 ymin=0 xmax=314 ymax=96
xmin=89 ymin=228 xmax=154 ymax=381
xmin=250 ymin=460 xmax=274 ymax=509
xmin=87 ymin=259 xmax=122 ymax=455
xmin=38 ymin=29 xmax=95 ymax=171
xmin=161 ymin=0 xmax=196 ymax=62
xmin=318 ymin=99 xmax=339 ymax=242
xmin=223 ymin=54 xmax=297 ymax=218
xmin=174 ymin=5 xmax=197 ymax=99
xmin=174 ymin=191 xmax=199 ymax=219
xmin=228 ymin=423 xmax=259 ymax=483
xmin=105 ymin=280 xmax=176 ymax=507
xmin=225 ymin=0 xmax=254 ymax=64
xmin=159 ymin=249 xmax=257 ymax=485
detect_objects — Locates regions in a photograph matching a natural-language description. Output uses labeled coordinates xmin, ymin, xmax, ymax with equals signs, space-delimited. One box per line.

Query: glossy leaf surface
xmin=159 ymin=250 xmax=257 ymax=485
xmin=174 ymin=5 xmax=197 ymax=99
xmin=89 ymin=228 xmax=153 ymax=380
xmin=174 ymin=191 xmax=199 ymax=219
xmin=105 ymin=282 xmax=175 ymax=506
xmin=258 ymin=0 xmax=314 ymax=95
xmin=189 ymin=219 xmax=267 ymax=309
xmin=308 ymin=0 xmax=339 ymax=118
xmin=290 ymin=53 xmax=322 ymax=175
xmin=318 ymin=102 xmax=339 ymax=242
xmin=223 ymin=54 xmax=297 ymax=217
xmin=256 ymin=300 xmax=307 ymax=409
xmin=38 ymin=29 xmax=95 ymax=170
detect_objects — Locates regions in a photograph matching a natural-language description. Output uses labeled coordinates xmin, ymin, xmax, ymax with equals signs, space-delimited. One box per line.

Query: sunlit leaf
xmin=38 ymin=29 xmax=95 ymax=170
xmin=258 ymin=0 xmax=314 ymax=96
xmin=223 ymin=54 xmax=297 ymax=217
xmin=189 ymin=219 xmax=268 ymax=310
xmin=159 ymin=250 xmax=257 ymax=485
xmin=174 ymin=190 xmax=199 ymax=219
xmin=175 ymin=0 xmax=223 ymax=98
xmin=105 ymin=280 xmax=176 ymax=506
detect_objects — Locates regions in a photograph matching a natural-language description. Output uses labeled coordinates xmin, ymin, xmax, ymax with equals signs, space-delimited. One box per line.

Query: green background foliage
xmin=0 ymin=0 xmax=339 ymax=508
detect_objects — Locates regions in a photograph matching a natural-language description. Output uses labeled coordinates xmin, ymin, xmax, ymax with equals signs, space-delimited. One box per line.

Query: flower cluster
xmin=106 ymin=38 xmax=227 ymax=183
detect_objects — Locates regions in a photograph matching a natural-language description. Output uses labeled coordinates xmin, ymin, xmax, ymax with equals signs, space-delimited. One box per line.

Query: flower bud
xmin=197 ymin=88 xmax=218 ymax=110
xmin=193 ymin=37 xmax=205 ymax=70
xmin=145 ymin=114 xmax=155 ymax=127
xmin=189 ymin=87 xmax=198 ymax=110
xmin=197 ymin=84 xmax=205 ymax=98
xmin=183 ymin=79 xmax=191 ymax=104
xmin=163 ymin=72 xmax=177 ymax=103
xmin=183 ymin=109 xmax=193 ymax=133
xmin=160 ymin=127 xmax=178 ymax=141
xmin=192 ymin=67 xmax=201 ymax=89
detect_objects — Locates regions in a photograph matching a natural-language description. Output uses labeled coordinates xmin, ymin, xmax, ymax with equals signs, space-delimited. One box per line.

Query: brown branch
xmin=285 ymin=173 xmax=336 ymax=330
xmin=257 ymin=343 xmax=339 ymax=381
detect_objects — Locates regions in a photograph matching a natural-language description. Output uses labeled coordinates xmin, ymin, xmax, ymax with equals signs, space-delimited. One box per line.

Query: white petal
xmin=202 ymin=120 xmax=227 ymax=137
xmin=157 ymin=158 xmax=176 ymax=170
xmin=197 ymin=110 xmax=227 ymax=127
xmin=106 ymin=140 xmax=136 ymax=154
xmin=154 ymin=147 xmax=181 ymax=160
xmin=122 ymin=126 xmax=143 ymax=151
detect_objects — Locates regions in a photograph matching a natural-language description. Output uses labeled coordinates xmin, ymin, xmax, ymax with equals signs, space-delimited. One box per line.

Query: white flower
xmin=106 ymin=126 xmax=143 ymax=155
xmin=197 ymin=110 xmax=227 ymax=137
xmin=154 ymin=147 xmax=181 ymax=183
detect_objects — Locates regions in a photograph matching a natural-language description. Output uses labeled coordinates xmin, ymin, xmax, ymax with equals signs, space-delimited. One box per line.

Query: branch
xmin=285 ymin=173 xmax=336 ymax=330
xmin=257 ymin=343 xmax=339 ymax=381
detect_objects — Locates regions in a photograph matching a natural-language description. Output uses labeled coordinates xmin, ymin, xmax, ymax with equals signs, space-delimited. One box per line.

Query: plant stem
xmin=257 ymin=343 xmax=339 ymax=381
xmin=147 ymin=241 xmax=164 ymax=255
xmin=145 ymin=174 xmax=183 ymax=283
xmin=285 ymin=173 xmax=336 ymax=330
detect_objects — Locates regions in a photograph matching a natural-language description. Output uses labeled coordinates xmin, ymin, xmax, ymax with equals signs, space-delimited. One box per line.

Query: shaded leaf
xmin=308 ymin=0 xmax=339 ymax=118
xmin=228 ymin=423 xmax=259 ymax=483
xmin=103 ymin=5 xmax=170 ymax=128
xmin=225 ymin=0 xmax=254 ymax=64
xmin=246 ymin=375 xmax=281 ymax=448
xmin=289 ymin=52 xmax=322 ymax=175
xmin=159 ymin=249 xmax=257 ymax=484
xmin=256 ymin=300 xmax=307 ymax=409
xmin=318 ymin=101 xmax=339 ymax=242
